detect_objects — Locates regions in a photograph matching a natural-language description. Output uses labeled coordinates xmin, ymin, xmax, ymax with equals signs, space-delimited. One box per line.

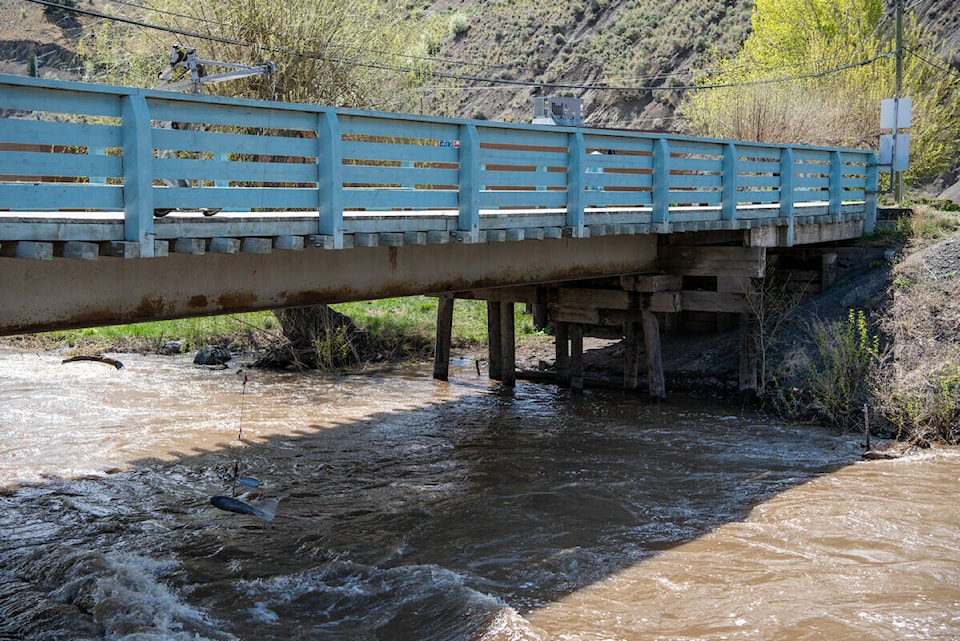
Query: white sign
xmin=880 ymin=133 xmax=910 ymax=171
xmin=881 ymin=98 xmax=913 ymax=130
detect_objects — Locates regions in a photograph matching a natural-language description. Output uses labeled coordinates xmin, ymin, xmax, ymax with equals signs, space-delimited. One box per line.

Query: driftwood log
xmin=61 ymin=355 xmax=124 ymax=369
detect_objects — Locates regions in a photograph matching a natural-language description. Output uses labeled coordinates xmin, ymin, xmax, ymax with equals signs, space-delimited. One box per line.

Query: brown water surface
xmin=0 ymin=348 xmax=957 ymax=640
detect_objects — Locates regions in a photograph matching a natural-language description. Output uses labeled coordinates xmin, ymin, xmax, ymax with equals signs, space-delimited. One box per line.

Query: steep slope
xmin=1 ymin=0 xmax=958 ymax=132
xmin=417 ymin=0 xmax=960 ymax=131
xmin=414 ymin=0 xmax=753 ymax=130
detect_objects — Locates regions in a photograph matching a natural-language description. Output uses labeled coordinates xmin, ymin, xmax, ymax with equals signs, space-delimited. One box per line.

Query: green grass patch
xmin=34 ymin=312 xmax=279 ymax=353
xmin=17 ymin=296 xmax=542 ymax=355
xmin=332 ymin=296 xmax=538 ymax=346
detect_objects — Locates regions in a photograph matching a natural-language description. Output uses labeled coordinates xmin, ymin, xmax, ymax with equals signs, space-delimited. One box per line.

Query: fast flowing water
xmin=0 ymin=347 xmax=957 ymax=640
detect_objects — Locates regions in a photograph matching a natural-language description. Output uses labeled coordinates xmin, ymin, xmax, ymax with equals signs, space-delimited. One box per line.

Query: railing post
xmin=89 ymin=147 xmax=106 ymax=185
xmin=780 ymin=147 xmax=795 ymax=247
xmin=829 ymin=149 xmax=843 ymax=216
xmin=566 ymin=131 xmax=585 ymax=237
xmin=120 ymin=93 xmax=155 ymax=258
xmin=652 ymin=137 xmax=670 ymax=233
xmin=865 ymin=153 xmax=879 ymax=234
xmin=317 ymin=111 xmax=344 ymax=249
xmin=721 ymin=142 xmax=737 ymax=223
xmin=458 ymin=123 xmax=481 ymax=243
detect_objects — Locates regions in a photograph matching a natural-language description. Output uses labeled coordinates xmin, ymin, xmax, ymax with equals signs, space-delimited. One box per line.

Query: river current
xmin=0 ymin=347 xmax=957 ymax=640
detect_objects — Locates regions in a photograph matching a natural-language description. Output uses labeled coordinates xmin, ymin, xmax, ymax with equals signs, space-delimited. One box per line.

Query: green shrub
xmin=806 ymin=309 xmax=880 ymax=430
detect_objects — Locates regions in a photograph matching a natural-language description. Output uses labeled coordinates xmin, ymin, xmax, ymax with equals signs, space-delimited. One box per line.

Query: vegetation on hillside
xmin=78 ymin=0 xmax=417 ymax=110
xmin=680 ymin=0 xmax=960 ymax=185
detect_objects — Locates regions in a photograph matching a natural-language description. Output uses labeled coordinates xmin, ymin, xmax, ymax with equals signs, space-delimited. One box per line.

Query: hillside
xmin=0 ymin=0 xmax=958 ymax=132
xmin=416 ymin=0 xmax=960 ymax=130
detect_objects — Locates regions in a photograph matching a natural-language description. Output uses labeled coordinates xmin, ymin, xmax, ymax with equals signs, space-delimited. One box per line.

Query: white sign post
xmin=879 ymin=98 xmax=912 ymax=196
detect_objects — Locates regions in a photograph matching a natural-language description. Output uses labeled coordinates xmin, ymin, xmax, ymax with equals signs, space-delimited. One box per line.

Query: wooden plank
xmin=241 ymin=237 xmax=272 ymax=254
xmin=661 ymin=246 xmax=766 ymax=278
xmin=459 ymin=286 xmax=539 ymax=304
xmin=426 ymin=230 xmax=450 ymax=244
xmin=680 ymin=291 xmax=751 ymax=313
xmin=210 ymin=237 xmax=240 ymax=254
xmin=557 ymin=288 xmax=631 ymax=310
xmin=717 ymin=275 xmax=756 ymax=294
xmin=549 ymin=305 xmax=600 ymax=324
xmin=174 ymin=238 xmax=205 ymax=254
xmin=274 ymin=235 xmax=304 ymax=251
xmin=543 ymin=227 xmax=563 ymax=239
xmin=378 ymin=232 xmax=404 ymax=247
xmin=2 ymin=241 xmax=53 ymax=260
xmin=99 ymin=240 xmax=140 ymax=258
xmin=620 ymin=274 xmax=682 ymax=292
xmin=62 ymin=241 xmax=99 ymax=260
xmin=354 ymin=232 xmax=379 ymax=247
xmin=397 ymin=231 xmax=423 ymax=245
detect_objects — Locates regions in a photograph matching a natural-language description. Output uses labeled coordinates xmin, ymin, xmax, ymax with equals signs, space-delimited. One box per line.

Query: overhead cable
xmin=22 ymin=0 xmax=894 ymax=93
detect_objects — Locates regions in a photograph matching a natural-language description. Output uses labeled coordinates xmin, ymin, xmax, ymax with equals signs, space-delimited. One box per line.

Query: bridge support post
xmin=555 ymin=322 xmax=570 ymax=386
xmin=487 ymin=301 xmax=503 ymax=381
xmin=623 ymin=321 xmax=641 ymax=391
xmin=642 ymin=310 xmax=666 ymax=402
xmin=500 ymin=302 xmax=516 ymax=387
xmin=739 ymin=312 xmax=759 ymax=402
xmin=433 ymin=295 xmax=455 ymax=381
xmin=570 ymin=323 xmax=584 ymax=392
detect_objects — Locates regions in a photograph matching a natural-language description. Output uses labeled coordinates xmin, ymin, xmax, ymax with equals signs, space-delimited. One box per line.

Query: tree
xmin=679 ymin=0 xmax=960 ymax=185
xmin=78 ymin=0 xmax=418 ymax=111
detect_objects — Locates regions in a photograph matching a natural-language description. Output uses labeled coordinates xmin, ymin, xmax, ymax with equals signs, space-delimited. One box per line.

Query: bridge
xmin=0 ymin=73 xmax=878 ymax=397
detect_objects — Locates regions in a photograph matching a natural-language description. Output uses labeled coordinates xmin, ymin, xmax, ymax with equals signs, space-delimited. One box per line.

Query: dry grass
xmin=875 ymin=216 xmax=960 ymax=443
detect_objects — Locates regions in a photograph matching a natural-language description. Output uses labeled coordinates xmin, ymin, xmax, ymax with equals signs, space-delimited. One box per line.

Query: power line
xmin=30 ymin=0 xmax=523 ymax=72
xmin=23 ymin=0 xmax=893 ymax=94
xmin=906 ymin=46 xmax=960 ymax=79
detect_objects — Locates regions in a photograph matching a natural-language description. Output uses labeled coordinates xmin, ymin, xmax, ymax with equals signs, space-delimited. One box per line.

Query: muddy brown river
xmin=0 ymin=347 xmax=957 ymax=640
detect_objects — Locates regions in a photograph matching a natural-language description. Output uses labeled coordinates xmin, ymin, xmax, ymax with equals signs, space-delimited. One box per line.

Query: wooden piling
xmin=642 ymin=310 xmax=666 ymax=402
xmin=570 ymin=323 xmax=584 ymax=392
xmin=739 ymin=312 xmax=759 ymax=402
xmin=500 ymin=301 xmax=516 ymax=387
xmin=487 ymin=301 xmax=503 ymax=380
xmin=623 ymin=321 xmax=641 ymax=391
xmin=555 ymin=322 xmax=571 ymax=386
xmin=433 ymin=295 xmax=455 ymax=381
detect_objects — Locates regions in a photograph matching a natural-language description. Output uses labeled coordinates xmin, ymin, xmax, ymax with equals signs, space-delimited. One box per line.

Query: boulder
xmin=194 ymin=345 xmax=232 ymax=366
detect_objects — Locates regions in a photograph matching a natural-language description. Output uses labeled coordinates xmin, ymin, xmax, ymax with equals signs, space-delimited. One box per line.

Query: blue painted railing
xmin=0 ymin=74 xmax=877 ymax=258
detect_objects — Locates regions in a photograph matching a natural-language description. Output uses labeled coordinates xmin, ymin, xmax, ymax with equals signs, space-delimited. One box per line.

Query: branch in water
xmin=61 ymin=355 xmax=124 ymax=369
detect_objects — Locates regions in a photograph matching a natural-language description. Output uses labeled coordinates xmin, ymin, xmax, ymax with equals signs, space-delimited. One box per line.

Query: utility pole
xmin=894 ymin=0 xmax=904 ymax=201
